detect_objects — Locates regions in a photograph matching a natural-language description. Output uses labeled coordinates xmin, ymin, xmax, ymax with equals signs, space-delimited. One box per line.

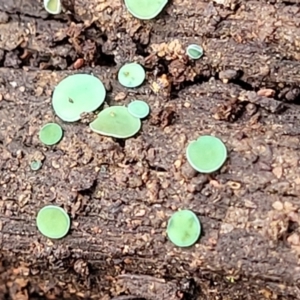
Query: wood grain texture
xmin=1 ymin=0 xmax=300 ymax=299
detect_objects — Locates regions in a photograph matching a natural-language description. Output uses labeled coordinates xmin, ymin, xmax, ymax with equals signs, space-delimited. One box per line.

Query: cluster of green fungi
xmin=35 ymin=65 xmax=150 ymax=239
xmin=37 ymin=0 xmax=226 ymax=250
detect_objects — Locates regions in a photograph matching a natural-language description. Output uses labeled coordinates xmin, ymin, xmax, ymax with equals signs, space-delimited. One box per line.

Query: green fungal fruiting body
xmin=186 ymin=135 xmax=227 ymax=174
xmin=52 ymin=74 xmax=106 ymax=122
xmin=124 ymin=0 xmax=168 ymax=20
xmin=36 ymin=205 xmax=70 ymax=239
xmin=186 ymin=44 xmax=204 ymax=60
xmin=39 ymin=123 xmax=63 ymax=146
xmin=43 ymin=0 xmax=62 ymax=14
xmin=30 ymin=160 xmax=43 ymax=171
xmin=167 ymin=210 xmax=201 ymax=247
xmin=127 ymin=100 xmax=150 ymax=119
xmin=118 ymin=63 xmax=145 ymax=88
xmin=90 ymin=106 xmax=141 ymax=139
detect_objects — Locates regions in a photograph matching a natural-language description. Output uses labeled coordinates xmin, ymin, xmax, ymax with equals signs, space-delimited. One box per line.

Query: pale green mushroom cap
xmin=118 ymin=63 xmax=145 ymax=88
xmin=43 ymin=0 xmax=62 ymax=14
xmin=167 ymin=210 xmax=201 ymax=247
xmin=186 ymin=135 xmax=227 ymax=173
xmin=128 ymin=100 xmax=150 ymax=119
xmin=52 ymin=74 xmax=106 ymax=122
xmin=30 ymin=160 xmax=43 ymax=171
xmin=124 ymin=0 xmax=168 ymax=20
xmin=36 ymin=205 xmax=70 ymax=239
xmin=186 ymin=44 xmax=204 ymax=60
xmin=39 ymin=123 xmax=63 ymax=146
xmin=90 ymin=106 xmax=141 ymax=139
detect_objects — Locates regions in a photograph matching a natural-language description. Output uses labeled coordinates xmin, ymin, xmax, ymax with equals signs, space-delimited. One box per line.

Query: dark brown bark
xmin=1 ymin=0 xmax=300 ymax=299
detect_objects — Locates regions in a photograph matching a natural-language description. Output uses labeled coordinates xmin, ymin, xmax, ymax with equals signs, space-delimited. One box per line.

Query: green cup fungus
xmin=186 ymin=44 xmax=204 ymax=60
xmin=186 ymin=135 xmax=227 ymax=173
xmin=39 ymin=123 xmax=63 ymax=146
xmin=118 ymin=63 xmax=145 ymax=88
xmin=30 ymin=160 xmax=43 ymax=171
xmin=52 ymin=74 xmax=106 ymax=122
xmin=128 ymin=100 xmax=150 ymax=119
xmin=124 ymin=0 xmax=168 ymax=20
xmin=90 ymin=106 xmax=141 ymax=139
xmin=167 ymin=210 xmax=201 ymax=247
xmin=43 ymin=0 xmax=62 ymax=14
xmin=36 ymin=205 xmax=70 ymax=239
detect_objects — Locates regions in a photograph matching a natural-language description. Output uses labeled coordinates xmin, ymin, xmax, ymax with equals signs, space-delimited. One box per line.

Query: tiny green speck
xmin=186 ymin=44 xmax=204 ymax=60
xmin=30 ymin=160 xmax=42 ymax=171
xmin=127 ymin=100 xmax=150 ymax=119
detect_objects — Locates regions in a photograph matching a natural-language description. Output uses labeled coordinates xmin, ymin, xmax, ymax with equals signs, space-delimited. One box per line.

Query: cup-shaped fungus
xmin=39 ymin=123 xmax=63 ymax=146
xmin=167 ymin=210 xmax=201 ymax=247
xmin=124 ymin=0 xmax=168 ymax=20
xmin=128 ymin=100 xmax=150 ymax=119
xmin=43 ymin=0 xmax=62 ymax=14
xmin=186 ymin=44 xmax=204 ymax=60
xmin=30 ymin=160 xmax=43 ymax=171
xmin=90 ymin=106 xmax=141 ymax=139
xmin=52 ymin=74 xmax=106 ymax=122
xmin=186 ymin=135 xmax=227 ymax=173
xmin=118 ymin=63 xmax=145 ymax=88
xmin=36 ymin=205 xmax=70 ymax=239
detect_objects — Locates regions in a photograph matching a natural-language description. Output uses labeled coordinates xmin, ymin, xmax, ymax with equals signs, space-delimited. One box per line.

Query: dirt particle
xmin=226 ymin=181 xmax=241 ymax=190
xmin=220 ymin=223 xmax=234 ymax=234
xmin=35 ymin=86 xmax=43 ymax=97
xmin=150 ymin=74 xmax=171 ymax=95
xmin=73 ymin=58 xmax=84 ymax=70
xmin=74 ymin=259 xmax=89 ymax=276
xmin=0 ymin=12 xmax=9 ymax=24
xmin=51 ymin=160 xmax=60 ymax=169
xmin=272 ymin=166 xmax=283 ymax=179
xmin=272 ymin=201 xmax=284 ymax=211
xmin=114 ymin=92 xmax=127 ymax=101
xmin=219 ymin=69 xmax=239 ymax=83
xmin=135 ymin=209 xmax=146 ymax=217
xmin=287 ymin=233 xmax=300 ymax=246
xmin=181 ymin=161 xmax=197 ymax=180
xmin=257 ymin=88 xmax=275 ymax=98
xmin=174 ymin=159 xmax=182 ymax=169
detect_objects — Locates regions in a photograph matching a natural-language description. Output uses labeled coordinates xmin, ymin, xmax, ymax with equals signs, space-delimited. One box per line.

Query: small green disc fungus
xmin=90 ymin=106 xmax=141 ymax=139
xmin=186 ymin=44 xmax=204 ymax=60
xmin=124 ymin=0 xmax=168 ymax=20
xmin=36 ymin=205 xmax=70 ymax=239
xmin=43 ymin=0 xmax=62 ymax=14
xmin=39 ymin=123 xmax=63 ymax=146
xmin=186 ymin=135 xmax=227 ymax=173
xmin=128 ymin=100 xmax=150 ymax=119
xmin=30 ymin=160 xmax=43 ymax=171
xmin=118 ymin=63 xmax=145 ymax=88
xmin=167 ymin=210 xmax=201 ymax=247
xmin=52 ymin=74 xmax=106 ymax=122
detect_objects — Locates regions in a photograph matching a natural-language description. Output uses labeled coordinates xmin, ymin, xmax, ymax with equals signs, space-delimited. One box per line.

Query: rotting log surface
xmin=1 ymin=0 xmax=300 ymax=299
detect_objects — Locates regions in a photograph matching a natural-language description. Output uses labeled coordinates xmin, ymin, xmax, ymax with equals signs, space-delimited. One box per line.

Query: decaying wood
xmin=1 ymin=0 xmax=300 ymax=299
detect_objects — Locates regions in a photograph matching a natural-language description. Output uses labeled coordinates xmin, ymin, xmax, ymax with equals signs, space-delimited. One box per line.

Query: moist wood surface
xmin=1 ymin=1 xmax=300 ymax=299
